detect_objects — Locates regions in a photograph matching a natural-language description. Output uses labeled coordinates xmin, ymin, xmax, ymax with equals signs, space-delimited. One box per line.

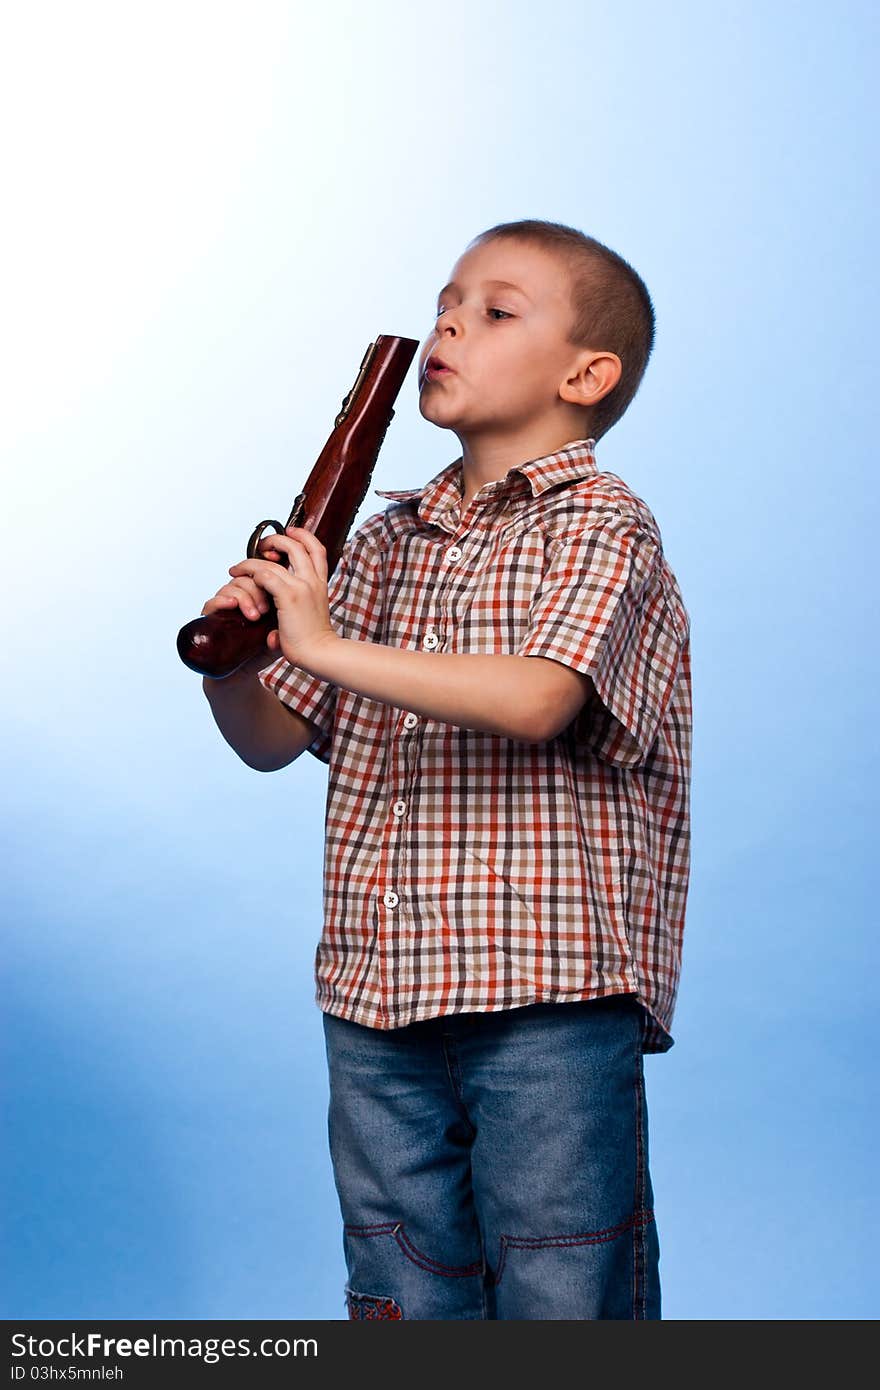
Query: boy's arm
xmin=293 ymin=635 xmax=592 ymax=743
xmin=202 ymin=666 xmax=319 ymax=771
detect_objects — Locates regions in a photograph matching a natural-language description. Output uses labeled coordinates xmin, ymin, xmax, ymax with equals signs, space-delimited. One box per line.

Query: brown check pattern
xmin=258 ymin=438 xmax=692 ymax=1053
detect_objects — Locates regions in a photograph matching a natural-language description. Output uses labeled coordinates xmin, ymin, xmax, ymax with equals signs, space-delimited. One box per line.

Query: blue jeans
xmin=321 ymin=992 xmax=661 ymax=1320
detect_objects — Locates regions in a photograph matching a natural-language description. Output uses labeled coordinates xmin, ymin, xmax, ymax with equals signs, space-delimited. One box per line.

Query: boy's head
xmin=418 ymin=219 xmax=655 ymax=446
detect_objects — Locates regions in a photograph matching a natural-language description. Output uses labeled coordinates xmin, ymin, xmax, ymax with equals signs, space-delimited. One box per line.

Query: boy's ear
xmin=560 ymin=350 xmax=622 ymax=410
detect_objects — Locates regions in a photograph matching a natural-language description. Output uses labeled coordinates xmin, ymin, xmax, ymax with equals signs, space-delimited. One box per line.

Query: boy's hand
xmin=200 ymin=531 xmax=286 ymax=676
xmin=227 ymin=527 xmax=337 ymax=670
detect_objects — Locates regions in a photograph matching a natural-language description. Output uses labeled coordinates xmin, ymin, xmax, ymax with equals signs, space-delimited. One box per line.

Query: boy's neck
xmin=457 ymin=423 xmax=591 ymax=509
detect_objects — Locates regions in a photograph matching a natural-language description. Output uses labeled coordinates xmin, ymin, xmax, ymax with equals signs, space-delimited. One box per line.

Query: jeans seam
xmin=440 ymin=1034 xmax=477 ymax=1136
xmin=494 ymin=1212 xmax=654 ymax=1287
xmin=344 ymin=1220 xmax=483 ymax=1278
xmin=633 ymin=1016 xmax=647 ymax=1318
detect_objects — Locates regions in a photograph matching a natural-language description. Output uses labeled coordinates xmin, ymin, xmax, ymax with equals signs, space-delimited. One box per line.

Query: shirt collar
xmin=374 ymin=437 xmax=598 ymax=528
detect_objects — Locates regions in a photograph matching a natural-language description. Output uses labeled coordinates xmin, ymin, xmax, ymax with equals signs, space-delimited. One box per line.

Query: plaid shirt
xmin=258 ymin=438 xmax=692 ymax=1053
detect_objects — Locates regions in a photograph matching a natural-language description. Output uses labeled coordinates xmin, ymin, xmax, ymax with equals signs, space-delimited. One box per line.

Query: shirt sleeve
xmin=515 ymin=511 xmax=686 ymax=768
xmin=256 ymin=529 xmax=364 ymax=765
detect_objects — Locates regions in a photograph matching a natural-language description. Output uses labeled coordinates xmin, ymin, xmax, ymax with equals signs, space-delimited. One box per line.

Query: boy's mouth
xmin=425 ymin=353 xmax=455 ymax=380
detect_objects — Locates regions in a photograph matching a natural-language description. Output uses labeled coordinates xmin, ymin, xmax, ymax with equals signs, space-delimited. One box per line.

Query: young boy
xmin=200 ymin=219 xmax=691 ymax=1320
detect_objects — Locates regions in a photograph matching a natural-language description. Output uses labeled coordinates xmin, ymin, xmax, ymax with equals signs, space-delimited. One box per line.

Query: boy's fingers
xmin=228 ymin=559 xmax=289 ymax=599
xmin=241 ymin=577 xmax=270 ymax=611
xmin=202 ymin=578 xmax=273 ymax=621
xmin=264 ymin=530 xmax=328 ymax=582
xmin=226 ymin=578 xmax=269 ymax=619
xmin=286 ymin=526 xmax=327 ymax=561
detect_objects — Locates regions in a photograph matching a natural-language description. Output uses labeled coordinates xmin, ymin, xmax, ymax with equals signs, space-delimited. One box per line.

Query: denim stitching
xmin=633 ymin=1011 xmax=647 ymax=1318
xmin=345 ymin=1286 xmax=404 ymax=1320
xmin=344 ymin=1219 xmax=483 ymax=1278
xmin=440 ymin=1033 xmax=477 ymax=1136
xmin=494 ymin=1210 xmax=655 ymax=1287
xmin=439 ymin=1015 xmax=496 ymax=1316
xmin=394 ymin=1222 xmax=483 ymax=1277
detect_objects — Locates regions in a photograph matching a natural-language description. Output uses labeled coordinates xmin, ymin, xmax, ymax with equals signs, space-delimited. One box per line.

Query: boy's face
xmin=418 ymin=237 xmax=583 ymax=440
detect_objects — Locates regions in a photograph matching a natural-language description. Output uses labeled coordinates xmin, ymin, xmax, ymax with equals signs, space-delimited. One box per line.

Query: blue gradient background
xmin=2 ymin=1 xmax=875 ymax=1320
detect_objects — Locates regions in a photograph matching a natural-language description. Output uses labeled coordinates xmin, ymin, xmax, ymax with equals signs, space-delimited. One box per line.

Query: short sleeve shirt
xmin=257 ymin=438 xmax=692 ymax=1053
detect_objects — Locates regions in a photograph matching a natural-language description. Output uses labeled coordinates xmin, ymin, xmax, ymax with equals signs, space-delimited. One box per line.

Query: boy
xmin=200 ymin=219 xmax=692 ymax=1320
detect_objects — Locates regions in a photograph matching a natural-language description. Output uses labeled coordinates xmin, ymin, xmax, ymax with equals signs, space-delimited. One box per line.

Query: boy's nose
xmin=436 ymin=305 xmax=463 ymax=333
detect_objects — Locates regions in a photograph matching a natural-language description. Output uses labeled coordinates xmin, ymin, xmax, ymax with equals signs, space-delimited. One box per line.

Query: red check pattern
xmin=258 ymin=438 xmax=692 ymax=1053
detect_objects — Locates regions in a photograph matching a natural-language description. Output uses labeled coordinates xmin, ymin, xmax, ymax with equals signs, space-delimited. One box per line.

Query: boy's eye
xmin=434 ymin=306 xmax=513 ymax=320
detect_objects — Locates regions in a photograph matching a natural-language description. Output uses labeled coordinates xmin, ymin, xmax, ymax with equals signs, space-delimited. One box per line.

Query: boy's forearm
xmin=298 ymin=635 xmax=549 ymax=742
xmin=201 ymin=669 xmax=312 ymax=771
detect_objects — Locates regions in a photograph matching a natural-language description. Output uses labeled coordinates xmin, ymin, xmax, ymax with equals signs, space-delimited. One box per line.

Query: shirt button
xmin=403 ymin=712 xmax=419 ymax=729
xmin=423 ymin=631 xmax=440 ymax=650
xmin=382 ymin=890 xmax=399 ymax=908
xmin=392 ymin=799 xmax=407 ymax=817
xmin=446 ymin=545 xmax=462 ymax=561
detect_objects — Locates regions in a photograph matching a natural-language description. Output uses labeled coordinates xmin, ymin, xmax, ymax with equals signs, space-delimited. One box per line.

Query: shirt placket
xmin=373 ymin=503 xmax=480 ymax=1021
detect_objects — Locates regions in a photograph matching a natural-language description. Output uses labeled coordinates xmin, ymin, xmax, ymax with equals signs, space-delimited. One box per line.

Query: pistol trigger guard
xmin=246 ymin=518 xmax=290 ymax=566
